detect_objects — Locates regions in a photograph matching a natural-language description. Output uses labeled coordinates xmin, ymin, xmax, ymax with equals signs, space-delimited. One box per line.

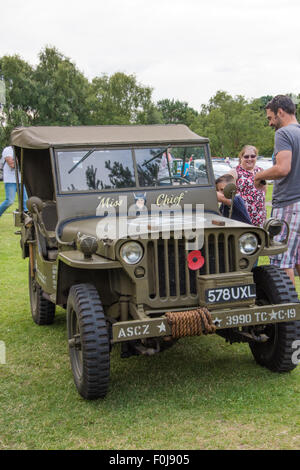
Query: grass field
xmin=0 ymin=182 xmax=299 ymax=450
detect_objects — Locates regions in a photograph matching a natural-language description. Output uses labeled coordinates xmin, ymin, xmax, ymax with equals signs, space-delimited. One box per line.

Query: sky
xmin=1 ymin=0 xmax=300 ymax=111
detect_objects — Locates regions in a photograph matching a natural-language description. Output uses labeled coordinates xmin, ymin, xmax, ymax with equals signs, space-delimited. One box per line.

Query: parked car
xmin=256 ymin=158 xmax=274 ymax=183
xmin=188 ymin=158 xmax=207 ymax=182
xmin=229 ymin=158 xmax=239 ymax=168
xmin=212 ymin=161 xmax=232 ymax=179
xmin=257 ymin=158 xmax=273 ymax=171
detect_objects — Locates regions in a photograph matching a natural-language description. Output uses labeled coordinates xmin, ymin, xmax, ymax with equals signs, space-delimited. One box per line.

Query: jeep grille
xmin=147 ymin=232 xmax=237 ymax=299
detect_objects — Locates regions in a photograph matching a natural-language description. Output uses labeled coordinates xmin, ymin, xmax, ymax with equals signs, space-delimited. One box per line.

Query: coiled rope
xmin=165 ymin=308 xmax=216 ymax=338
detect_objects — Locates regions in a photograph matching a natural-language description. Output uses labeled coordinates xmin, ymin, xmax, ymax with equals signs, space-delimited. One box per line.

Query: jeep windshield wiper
xmin=68 ymin=148 xmax=97 ymax=174
xmin=142 ymin=145 xmax=170 ymax=167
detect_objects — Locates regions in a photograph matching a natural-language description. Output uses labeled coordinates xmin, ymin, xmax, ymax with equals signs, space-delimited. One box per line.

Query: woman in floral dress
xmin=230 ymin=145 xmax=267 ymax=227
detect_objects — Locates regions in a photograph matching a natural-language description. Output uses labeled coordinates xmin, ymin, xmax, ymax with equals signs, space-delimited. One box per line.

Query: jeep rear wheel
xmin=250 ymin=265 xmax=300 ymax=372
xmin=29 ymin=258 xmax=55 ymax=325
xmin=67 ymin=283 xmax=110 ymax=400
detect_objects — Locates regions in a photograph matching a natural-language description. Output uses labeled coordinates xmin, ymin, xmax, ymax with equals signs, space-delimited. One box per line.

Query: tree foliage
xmin=0 ymin=47 xmax=298 ymax=157
xmin=156 ymin=99 xmax=198 ymax=127
xmin=88 ymin=72 xmax=156 ymax=125
xmin=191 ymin=91 xmax=274 ymax=157
xmin=0 ymin=54 xmax=36 ymax=145
xmin=33 ymin=47 xmax=90 ymax=125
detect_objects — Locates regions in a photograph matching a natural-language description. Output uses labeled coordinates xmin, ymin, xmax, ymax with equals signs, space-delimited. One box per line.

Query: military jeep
xmin=11 ymin=124 xmax=300 ymax=400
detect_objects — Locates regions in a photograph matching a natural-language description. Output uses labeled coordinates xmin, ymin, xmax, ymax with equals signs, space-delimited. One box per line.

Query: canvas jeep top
xmin=10 ymin=124 xmax=300 ymax=400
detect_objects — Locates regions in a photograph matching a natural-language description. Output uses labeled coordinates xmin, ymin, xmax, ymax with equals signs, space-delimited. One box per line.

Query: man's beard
xmin=273 ymin=116 xmax=283 ymax=130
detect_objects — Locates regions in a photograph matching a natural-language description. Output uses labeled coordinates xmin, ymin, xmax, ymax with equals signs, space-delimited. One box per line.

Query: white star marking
xmin=269 ymin=310 xmax=278 ymax=321
xmin=157 ymin=322 xmax=166 ymax=333
xmin=213 ymin=317 xmax=222 ymax=326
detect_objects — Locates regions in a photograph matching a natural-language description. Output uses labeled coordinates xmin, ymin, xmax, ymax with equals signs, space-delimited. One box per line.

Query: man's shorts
xmin=270 ymin=201 xmax=300 ymax=269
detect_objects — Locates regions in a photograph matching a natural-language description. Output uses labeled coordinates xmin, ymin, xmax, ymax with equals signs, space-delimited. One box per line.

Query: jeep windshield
xmin=56 ymin=145 xmax=209 ymax=192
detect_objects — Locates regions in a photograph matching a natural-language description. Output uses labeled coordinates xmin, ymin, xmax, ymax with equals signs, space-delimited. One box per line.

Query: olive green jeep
xmin=11 ymin=124 xmax=300 ymax=399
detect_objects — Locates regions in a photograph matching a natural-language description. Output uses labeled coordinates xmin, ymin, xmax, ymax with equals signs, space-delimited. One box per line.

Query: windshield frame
xmin=54 ymin=143 xmax=212 ymax=195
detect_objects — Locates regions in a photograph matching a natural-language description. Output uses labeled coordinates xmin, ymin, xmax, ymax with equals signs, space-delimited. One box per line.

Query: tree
xmin=285 ymin=93 xmax=300 ymax=123
xmin=0 ymin=46 xmax=297 ymax=158
xmin=33 ymin=46 xmax=90 ymax=125
xmin=297 ymin=100 xmax=300 ymax=123
xmin=86 ymin=165 xmax=100 ymax=190
xmin=0 ymin=55 xmax=37 ymax=148
xmin=157 ymin=99 xmax=198 ymax=126
xmin=191 ymin=91 xmax=274 ymax=157
xmin=104 ymin=160 xmax=135 ymax=188
xmin=250 ymin=95 xmax=273 ymax=112
xmin=135 ymin=104 xmax=163 ymax=125
xmin=0 ymin=47 xmax=91 ymax=147
xmin=88 ymin=72 xmax=156 ymax=125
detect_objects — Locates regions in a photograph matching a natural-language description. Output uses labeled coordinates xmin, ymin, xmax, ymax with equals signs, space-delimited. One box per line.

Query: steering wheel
xmin=154 ymin=176 xmax=190 ymax=186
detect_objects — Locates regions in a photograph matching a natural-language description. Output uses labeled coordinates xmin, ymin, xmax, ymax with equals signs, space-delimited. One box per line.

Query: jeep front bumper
xmin=112 ymin=302 xmax=300 ymax=343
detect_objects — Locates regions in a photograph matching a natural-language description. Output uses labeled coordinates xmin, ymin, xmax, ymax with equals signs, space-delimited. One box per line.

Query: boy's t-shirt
xmin=220 ymin=195 xmax=252 ymax=224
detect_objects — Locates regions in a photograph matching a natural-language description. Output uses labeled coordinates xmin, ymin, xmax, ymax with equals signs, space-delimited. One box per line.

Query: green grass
xmin=0 ymin=182 xmax=299 ymax=450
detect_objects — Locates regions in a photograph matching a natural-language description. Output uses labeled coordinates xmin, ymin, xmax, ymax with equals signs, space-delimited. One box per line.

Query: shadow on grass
xmin=82 ymin=335 xmax=298 ymax=414
xmin=4 ymin=292 xmax=299 ymax=416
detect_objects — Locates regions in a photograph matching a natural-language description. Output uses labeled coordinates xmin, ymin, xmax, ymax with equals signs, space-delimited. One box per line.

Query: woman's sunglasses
xmin=243 ymin=154 xmax=257 ymax=159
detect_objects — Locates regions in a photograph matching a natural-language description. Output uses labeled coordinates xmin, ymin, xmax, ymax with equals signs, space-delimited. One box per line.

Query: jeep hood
xmin=60 ymin=213 xmax=251 ymax=260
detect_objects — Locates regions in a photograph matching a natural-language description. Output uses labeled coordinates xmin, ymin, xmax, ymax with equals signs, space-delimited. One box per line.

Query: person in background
xmin=254 ymin=94 xmax=300 ymax=286
xmin=216 ymin=174 xmax=252 ymax=224
xmin=229 ymin=145 xmax=266 ymax=227
xmin=0 ymin=146 xmax=27 ymax=217
xmin=157 ymin=149 xmax=173 ymax=184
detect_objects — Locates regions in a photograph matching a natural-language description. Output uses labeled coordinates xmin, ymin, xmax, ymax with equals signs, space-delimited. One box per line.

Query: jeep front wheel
xmin=250 ymin=265 xmax=300 ymax=372
xmin=67 ymin=283 xmax=110 ymax=399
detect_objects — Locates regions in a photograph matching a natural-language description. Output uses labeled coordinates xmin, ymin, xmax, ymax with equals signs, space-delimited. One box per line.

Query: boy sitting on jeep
xmin=216 ymin=174 xmax=252 ymax=224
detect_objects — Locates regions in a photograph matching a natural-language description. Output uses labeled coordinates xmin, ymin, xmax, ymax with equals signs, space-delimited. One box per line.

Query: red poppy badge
xmin=187 ymin=250 xmax=205 ymax=270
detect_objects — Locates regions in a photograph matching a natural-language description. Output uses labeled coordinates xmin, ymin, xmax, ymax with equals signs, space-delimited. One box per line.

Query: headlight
xmin=120 ymin=242 xmax=144 ymax=265
xmin=239 ymin=233 xmax=258 ymax=255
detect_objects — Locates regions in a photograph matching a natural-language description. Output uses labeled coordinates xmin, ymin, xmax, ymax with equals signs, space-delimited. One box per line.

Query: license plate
xmin=205 ymin=284 xmax=256 ymax=304
xmin=112 ymin=318 xmax=171 ymax=343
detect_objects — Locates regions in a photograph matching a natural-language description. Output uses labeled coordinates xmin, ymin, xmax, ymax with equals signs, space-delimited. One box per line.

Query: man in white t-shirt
xmin=0 ymin=146 xmax=27 ymax=217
